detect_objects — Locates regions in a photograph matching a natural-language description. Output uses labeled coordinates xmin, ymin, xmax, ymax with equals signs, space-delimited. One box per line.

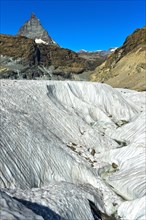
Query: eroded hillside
xmin=90 ymin=26 xmax=146 ymax=91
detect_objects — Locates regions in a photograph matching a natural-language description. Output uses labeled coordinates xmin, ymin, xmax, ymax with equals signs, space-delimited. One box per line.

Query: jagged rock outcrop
xmin=90 ymin=26 xmax=146 ymax=91
xmin=0 ymin=34 xmax=98 ymax=79
xmin=0 ymin=80 xmax=145 ymax=219
xmin=17 ymin=13 xmax=58 ymax=46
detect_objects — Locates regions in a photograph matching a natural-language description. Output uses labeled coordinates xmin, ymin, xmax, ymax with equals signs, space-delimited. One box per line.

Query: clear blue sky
xmin=0 ymin=0 xmax=145 ymax=51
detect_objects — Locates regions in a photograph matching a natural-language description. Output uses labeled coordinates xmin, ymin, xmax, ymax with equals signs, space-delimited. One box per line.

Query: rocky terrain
xmin=90 ymin=26 xmax=146 ymax=91
xmin=0 ymin=14 xmax=104 ymax=80
xmin=17 ymin=13 xmax=58 ymax=46
xmin=0 ymin=80 xmax=145 ymax=219
xmin=0 ymin=34 xmax=100 ymax=80
xmin=1 ymin=14 xmax=145 ymax=89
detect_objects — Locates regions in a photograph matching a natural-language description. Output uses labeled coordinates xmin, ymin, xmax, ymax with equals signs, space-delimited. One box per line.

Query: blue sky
xmin=0 ymin=0 xmax=145 ymax=51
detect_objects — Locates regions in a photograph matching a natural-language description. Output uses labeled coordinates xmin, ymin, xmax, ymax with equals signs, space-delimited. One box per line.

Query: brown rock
xmin=90 ymin=26 xmax=146 ymax=91
xmin=0 ymin=34 xmax=99 ymax=79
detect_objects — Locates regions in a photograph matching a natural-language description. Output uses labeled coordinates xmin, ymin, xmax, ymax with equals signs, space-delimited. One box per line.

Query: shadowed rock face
xmin=17 ymin=13 xmax=58 ymax=46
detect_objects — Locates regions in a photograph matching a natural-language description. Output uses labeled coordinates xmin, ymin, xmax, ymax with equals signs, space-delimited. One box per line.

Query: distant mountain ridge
xmin=76 ymin=48 xmax=117 ymax=71
xmin=77 ymin=48 xmax=117 ymax=56
xmin=17 ymin=13 xmax=59 ymax=46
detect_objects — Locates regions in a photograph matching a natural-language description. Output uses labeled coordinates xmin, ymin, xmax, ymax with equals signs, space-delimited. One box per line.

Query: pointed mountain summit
xmin=17 ymin=13 xmax=59 ymax=46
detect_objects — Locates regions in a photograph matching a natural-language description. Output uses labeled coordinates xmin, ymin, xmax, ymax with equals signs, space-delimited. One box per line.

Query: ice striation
xmin=0 ymin=190 xmax=43 ymax=220
xmin=1 ymin=182 xmax=113 ymax=220
xmin=0 ymin=80 xmax=145 ymax=220
xmin=117 ymin=196 xmax=146 ymax=220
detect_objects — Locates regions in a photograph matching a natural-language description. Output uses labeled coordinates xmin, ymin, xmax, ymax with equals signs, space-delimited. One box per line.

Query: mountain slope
xmin=0 ymin=34 xmax=98 ymax=79
xmin=90 ymin=26 xmax=146 ymax=91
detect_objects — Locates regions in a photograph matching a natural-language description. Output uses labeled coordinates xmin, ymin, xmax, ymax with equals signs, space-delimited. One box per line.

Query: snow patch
xmin=35 ymin=38 xmax=48 ymax=45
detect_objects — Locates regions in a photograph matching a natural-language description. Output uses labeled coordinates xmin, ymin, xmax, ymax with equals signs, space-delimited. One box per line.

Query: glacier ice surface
xmin=0 ymin=80 xmax=145 ymax=219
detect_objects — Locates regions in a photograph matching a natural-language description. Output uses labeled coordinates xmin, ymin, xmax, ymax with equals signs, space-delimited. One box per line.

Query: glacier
xmin=0 ymin=80 xmax=145 ymax=220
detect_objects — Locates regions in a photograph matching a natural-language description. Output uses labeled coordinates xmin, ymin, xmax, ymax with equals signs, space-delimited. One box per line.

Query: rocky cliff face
xmin=17 ymin=13 xmax=58 ymax=46
xmin=90 ymin=26 xmax=146 ymax=91
xmin=0 ymin=34 xmax=98 ymax=80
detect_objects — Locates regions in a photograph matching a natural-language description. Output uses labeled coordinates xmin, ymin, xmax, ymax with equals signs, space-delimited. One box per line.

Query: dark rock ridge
xmin=0 ymin=34 xmax=99 ymax=79
xmin=17 ymin=13 xmax=58 ymax=46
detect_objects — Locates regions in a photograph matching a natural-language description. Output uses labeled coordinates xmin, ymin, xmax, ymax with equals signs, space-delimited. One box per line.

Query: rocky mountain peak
xmin=30 ymin=12 xmax=38 ymax=20
xmin=17 ymin=13 xmax=59 ymax=46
